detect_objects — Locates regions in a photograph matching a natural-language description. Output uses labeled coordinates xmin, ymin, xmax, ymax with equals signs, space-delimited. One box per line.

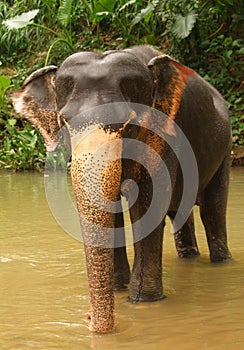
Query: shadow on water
xmin=0 ymin=168 xmax=243 ymax=350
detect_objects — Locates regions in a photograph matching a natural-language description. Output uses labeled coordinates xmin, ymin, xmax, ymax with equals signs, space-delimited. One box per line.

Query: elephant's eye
xmin=56 ymin=76 xmax=74 ymax=109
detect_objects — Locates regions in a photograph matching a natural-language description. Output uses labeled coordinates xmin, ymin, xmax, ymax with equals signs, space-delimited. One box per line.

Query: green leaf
xmin=0 ymin=76 xmax=11 ymax=90
xmin=4 ymin=138 xmax=11 ymax=151
xmin=131 ymin=4 xmax=155 ymax=26
xmin=239 ymin=47 xmax=244 ymax=55
xmin=172 ymin=11 xmax=198 ymax=39
xmin=57 ymin=0 xmax=74 ymax=27
xmin=30 ymin=134 xmax=38 ymax=148
xmin=3 ymin=10 xmax=39 ymax=29
xmin=91 ymin=0 xmax=115 ymax=23
xmin=96 ymin=11 xmax=112 ymax=18
xmin=8 ymin=119 xmax=17 ymax=127
xmin=41 ymin=0 xmax=57 ymax=8
xmin=118 ymin=0 xmax=137 ymax=13
xmin=94 ymin=0 xmax=115 ymax=13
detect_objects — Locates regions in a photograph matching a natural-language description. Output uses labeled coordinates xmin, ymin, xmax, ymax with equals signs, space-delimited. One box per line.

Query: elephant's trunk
xmin=85 ymin=245 xmax=114 ymax=333
xmin=71 ymin=126 xmax=123 ymax=333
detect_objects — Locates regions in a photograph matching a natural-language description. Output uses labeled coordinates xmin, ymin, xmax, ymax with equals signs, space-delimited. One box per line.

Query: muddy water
xmin=0 ymin=168 xmax=243 ymax=350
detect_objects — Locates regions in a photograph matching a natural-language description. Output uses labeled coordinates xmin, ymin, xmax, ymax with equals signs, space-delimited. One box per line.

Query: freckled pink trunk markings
xmin=84 ymin=245 xmax=114 ymax=333
xmin=71 ymin=127 xmax=122 ymax=333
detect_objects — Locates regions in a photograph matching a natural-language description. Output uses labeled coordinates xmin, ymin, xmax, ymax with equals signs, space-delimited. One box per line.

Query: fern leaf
xmin=57 ymin=0 xmax=74 ymax=27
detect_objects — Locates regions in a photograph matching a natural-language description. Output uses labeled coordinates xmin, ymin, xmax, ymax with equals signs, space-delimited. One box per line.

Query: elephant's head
xmin=12 ymin=46 xmax=195 ymax=333
xmin=12 ymin=49 xmax=194 ymax=150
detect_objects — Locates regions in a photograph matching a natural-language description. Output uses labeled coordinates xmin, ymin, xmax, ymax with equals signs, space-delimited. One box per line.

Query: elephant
xmin=12 ymin=45 xmax=232 ymax=333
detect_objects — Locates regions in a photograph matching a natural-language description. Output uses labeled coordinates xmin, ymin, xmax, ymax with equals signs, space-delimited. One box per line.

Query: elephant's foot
xmin=177 ymin=246 xmax=200 ymax=259
xmin=113 ymin=246 xmax=131 ymax=291
xmin=113 ymin=274 xmax=130 ymax=291
xmin=129 ymin=276 xmax=164 ymax=303
xmin=209 ymin=240 xmax=232 ymax=262
xmin=211 ymin=253 xmax=232 ymax=263
xmin=128 ymin=293 xmax=165 ymax=304
xmin=173 ymin=216 xmax=200 ymax=259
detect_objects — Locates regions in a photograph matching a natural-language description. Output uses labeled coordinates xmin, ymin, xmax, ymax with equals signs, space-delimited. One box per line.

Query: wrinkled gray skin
xmin=12 ymin=45 xmax=232 ymax=333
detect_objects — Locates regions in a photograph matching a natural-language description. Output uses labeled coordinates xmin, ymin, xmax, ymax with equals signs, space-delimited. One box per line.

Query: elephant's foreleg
xmin=128 ymin=174 xmax=165 ymax=302
xmin=129 ymin=225 xmax=165 ymax=302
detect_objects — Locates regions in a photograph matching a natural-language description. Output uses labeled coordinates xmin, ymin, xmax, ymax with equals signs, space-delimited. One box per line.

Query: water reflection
xmin=0 ymin=168 xmax=243 ymax=349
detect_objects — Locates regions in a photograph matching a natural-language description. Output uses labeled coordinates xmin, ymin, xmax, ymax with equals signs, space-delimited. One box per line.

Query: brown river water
xmin=0 ymin=167 xmax=243 ymax=350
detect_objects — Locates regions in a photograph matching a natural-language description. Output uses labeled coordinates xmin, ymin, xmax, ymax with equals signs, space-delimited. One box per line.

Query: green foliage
xmin=3 ymin=7 xmax=75 ymax=66
xmin=228 ymin=93 xmax=244 ymax=147
xmin=3 ymin=9 xmax=39 ymax=29
xmin=172 ymin=11 xmax=198 ymax=39
xmin=0 ymin=76 xmax=13 ymax=111
xmin=0 ymin=117 xmax=46 ymax=170
xmin=87 ymin=0 xmax=116 ymax=22
xmin=58 ymin=0 xmax=75 ymax=27
xmin=0 ymin=1 xmax=52 ymax=64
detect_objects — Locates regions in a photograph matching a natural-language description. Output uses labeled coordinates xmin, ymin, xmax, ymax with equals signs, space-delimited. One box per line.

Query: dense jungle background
xmin=0 ymin=0 xmax=243 ymax=170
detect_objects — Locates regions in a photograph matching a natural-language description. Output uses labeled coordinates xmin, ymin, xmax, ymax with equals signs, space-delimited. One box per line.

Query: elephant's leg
xmin=129 ymin=221 xmax=165 ymax=303
xmin=200 ymin=155 xmax=232 ymax=262
xmin=114 ymin=245 xmax=130 ymax=290
xmin=168 ymin=211 xmax=200 ymax=258
xmin=113 ymin=204 xmax=131 ymax=290
xmin=128 ymin=176 xmax=165 ymax=302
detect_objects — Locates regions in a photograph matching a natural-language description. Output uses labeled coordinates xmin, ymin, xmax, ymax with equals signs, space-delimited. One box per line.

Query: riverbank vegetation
xmin=0 ymin=0 xmax=243 ymax=170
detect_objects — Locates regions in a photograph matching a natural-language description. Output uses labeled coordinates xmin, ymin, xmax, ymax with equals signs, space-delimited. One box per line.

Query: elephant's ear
xmin=148 ymin=55 xmax=196 ymax=133
xmin=13 ymin=65 xmax=57 ymax=114
xmin=12 ymin=66 xmax=60 ymax=151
